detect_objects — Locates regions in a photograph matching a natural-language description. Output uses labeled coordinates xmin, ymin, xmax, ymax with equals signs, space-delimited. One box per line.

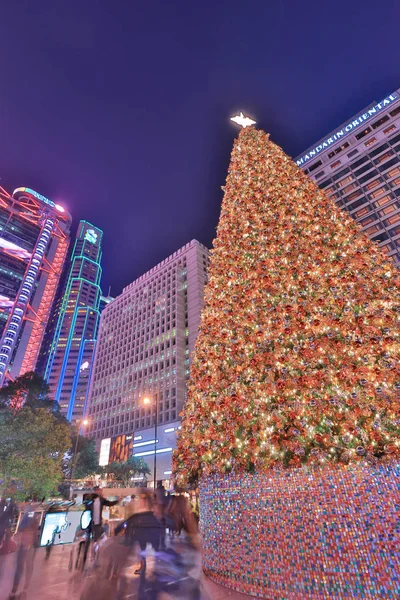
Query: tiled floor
xmin=0 ymin=544 xmax=255 ymax=600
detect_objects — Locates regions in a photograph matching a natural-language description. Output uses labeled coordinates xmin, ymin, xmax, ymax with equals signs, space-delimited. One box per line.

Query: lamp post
xmin=71 ymin=418 xmax=89 ymax=480
xmin=143 ymin=396 xmax=158 ymax=489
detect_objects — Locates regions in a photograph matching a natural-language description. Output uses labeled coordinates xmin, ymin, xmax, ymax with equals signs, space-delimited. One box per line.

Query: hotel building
xmin=0 ymin=187 xmax=71 ymax=385
xmin=295 ymin=89 xmax=400 ymax=264
xmin=86 ymin=239 xmax=209 ymax=484
xmin=43 ymin=221 xmax=103 ymax=422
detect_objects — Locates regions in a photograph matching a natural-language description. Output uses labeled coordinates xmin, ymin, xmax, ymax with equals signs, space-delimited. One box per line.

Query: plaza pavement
xmin=0 ymin=544 xmax=253 ymax=600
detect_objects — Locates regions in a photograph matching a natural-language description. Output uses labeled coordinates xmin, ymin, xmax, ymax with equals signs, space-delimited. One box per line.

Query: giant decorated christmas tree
xmin=174 ymin=120 xmax=399 ymax=598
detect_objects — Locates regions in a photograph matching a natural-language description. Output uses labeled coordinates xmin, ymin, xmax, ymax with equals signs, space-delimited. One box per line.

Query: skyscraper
xmin=295 ymin=89 xmax=400 ymax=264
xmin=44 ymin=221 xmax=103 ymax=422
xmin=86 ymin=239 xmax=209 ymax=484
xmin=0 ymin=186 xmax=71 ymax=385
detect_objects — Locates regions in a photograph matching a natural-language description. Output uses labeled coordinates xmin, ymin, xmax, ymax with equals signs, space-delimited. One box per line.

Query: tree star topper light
xmin=230 ymin=112 xmax=256 ymax=128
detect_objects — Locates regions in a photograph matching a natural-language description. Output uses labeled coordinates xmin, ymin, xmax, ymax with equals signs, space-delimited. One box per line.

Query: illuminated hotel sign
xmin=296 ymin=93 xmax=398 ymax=167
xmin=13 ymin=187 xmax=66 ymax=213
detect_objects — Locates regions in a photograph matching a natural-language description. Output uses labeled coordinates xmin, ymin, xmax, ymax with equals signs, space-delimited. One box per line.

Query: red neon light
xmin=20 ymin=230 xmax=69 ymax=375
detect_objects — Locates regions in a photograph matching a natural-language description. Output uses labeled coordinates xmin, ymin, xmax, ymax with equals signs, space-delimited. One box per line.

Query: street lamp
xmin=71 ymin=418 xmax=89 ymax=480
xmin=143 ymin=396 xmax=158 ymax=490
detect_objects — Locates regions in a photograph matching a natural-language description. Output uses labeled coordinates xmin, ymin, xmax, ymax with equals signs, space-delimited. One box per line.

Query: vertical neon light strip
xmin=0 ymin=218 xmax=54 ymax=385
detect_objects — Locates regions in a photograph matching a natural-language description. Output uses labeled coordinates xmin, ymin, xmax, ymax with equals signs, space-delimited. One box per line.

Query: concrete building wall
xmin=86 ymin=239 xmax=209 ymax=483
xmin=295 ymin=89 xmax=400 ymax=265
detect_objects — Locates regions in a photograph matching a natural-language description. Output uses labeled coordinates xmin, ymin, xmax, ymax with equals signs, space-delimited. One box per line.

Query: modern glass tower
xmin=44 ymin=220 xmax=103 ymax=422
xmin=0 ymin=186 xmax=71 ymax=385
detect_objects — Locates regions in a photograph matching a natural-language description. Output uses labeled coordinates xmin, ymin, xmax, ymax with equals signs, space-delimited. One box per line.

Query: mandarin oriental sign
xmin=296 ymin=93 xmax=398 ymax=167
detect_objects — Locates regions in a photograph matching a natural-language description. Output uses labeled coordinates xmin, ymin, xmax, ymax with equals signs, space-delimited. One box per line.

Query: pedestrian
xmin=87 ymin=486 xmax=120 ymax=542
xmin=8 ymin=505 xmax=40 ymax=600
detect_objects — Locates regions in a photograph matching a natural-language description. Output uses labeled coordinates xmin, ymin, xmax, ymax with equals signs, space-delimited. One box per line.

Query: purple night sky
xmin=1 ymin=0 xmax=399 ymax=294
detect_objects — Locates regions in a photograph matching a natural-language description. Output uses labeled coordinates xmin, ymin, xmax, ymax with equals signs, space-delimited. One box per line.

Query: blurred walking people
xmin=0 ymin=487 xmax=18 ymax=550
xmin=8 ymin=505 xmax=40 ymax=600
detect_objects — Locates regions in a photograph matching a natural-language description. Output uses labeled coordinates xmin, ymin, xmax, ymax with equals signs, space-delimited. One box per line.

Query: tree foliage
xmin=63 ymin=434 xmax=99 ymax=479
xmin=0 ymin=406 xmax=71 ymax=500
xmin=103 ymin=456 xmax=151 ymax=487
xmin=0 ymin=371 xmax=60 ymax=413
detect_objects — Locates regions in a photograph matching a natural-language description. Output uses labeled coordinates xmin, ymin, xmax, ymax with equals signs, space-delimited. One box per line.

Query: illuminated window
xmin=331 ymin=160 xmax=341 ymax=169
xmin=365 ymin=179 xmax=380 ymax=191
xmin=385 ymin=213 xmax=400 ymax=227
xmin=379 ymin=204 xmax=397 ymax=216
xmin=386 ymin=166 xmax=400 ymax=178
xmin=342 ymin=182 xmax=357 ymax=194
xmin=374 ymin=195 xmax=392 ymax=207
xmin=375 ymin=150 xmax=395 ymax=165
xmin=364 ymin=224 xmax=381 ymax=235
xmin=354 ymin=206 xmax=369 ymax=218
xmin=364 ymin=137 xmax=377 ymax=147
xmin=337 ymin=175 xmax=353 ymax=188
xmin=384 ymin=124 xmax=396 ymax=135
xmin=345 ymin=190 xmax=362 ymax=203
xmin=369 ymin=187 xmax=386 ymax=199
xmin=356 ymin=128 xmax=372 ymax=140
xmin=360 ymin=215 xmax=376 ymax=227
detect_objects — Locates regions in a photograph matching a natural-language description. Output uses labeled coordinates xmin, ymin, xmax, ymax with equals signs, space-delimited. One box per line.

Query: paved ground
xmin=0 ymin=543 xmax=253 ymax=600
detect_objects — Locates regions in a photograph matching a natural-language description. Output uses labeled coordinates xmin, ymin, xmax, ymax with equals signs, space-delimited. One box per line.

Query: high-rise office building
xmin=0 ymin=186 xmax=71 ymax=385
xmin=295 ymin=89 xmax=400 ymax=264
xmin=44 ymin=221 xmax=103 ymax=422
xmin=86 ymin=239 xmax=209 ymax=484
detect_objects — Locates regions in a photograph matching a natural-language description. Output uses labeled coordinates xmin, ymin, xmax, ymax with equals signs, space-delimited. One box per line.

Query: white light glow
xmin=55 ymin=204 xmax=65 ymax=213
xmin=230 ymin=112 xmax=256 ymax=128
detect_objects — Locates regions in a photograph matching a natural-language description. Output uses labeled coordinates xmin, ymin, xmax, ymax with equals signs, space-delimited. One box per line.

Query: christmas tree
xmin=174 ymin=124 xmax=400 ymax=486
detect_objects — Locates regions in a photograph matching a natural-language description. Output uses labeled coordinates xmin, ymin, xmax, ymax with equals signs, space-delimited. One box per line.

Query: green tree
xmin=104 ymin=456 xmax=151 ymax=487
xmin=64 ymin=434 xmax=99 ymax=479
xmin=0 ymin=371 xmax=60 ymax=413
xmin=0 ymin=406 xmax=71 ymax=500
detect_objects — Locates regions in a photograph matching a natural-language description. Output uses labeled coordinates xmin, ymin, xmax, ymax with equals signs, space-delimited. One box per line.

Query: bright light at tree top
xmin=230 ymin=112 xmax=256 ymax=128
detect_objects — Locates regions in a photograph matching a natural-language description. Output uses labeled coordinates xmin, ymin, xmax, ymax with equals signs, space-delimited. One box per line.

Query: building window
xmin=385 ymin=213 xmax=400 ymax=227
xmin=359 ymin=170 xmax=379 ymax=184
xmin=347 ymin=149 xmax=358 ymax=158
xmin=369 ymin=187 xmax=387 ymax=199
xmin=374 ymin=150 xmax=395 ymax=165
xmin=355 ymin=127 xmax=372 ymax=141
xmin=374 ymin=195 xmax=393 ymax=207
xmin=384 ymin=124 xmax=396 ymax=135
xmin=327 ymin=141 xmax=350 ymax=159
xmin=309 ymin=160 xmax=323 ymax=173
xmin=364 ymin=137 xmax=377 ymax=148
xmin=331 ymin=160 xmax=341 ymax=169
xmin=371 ymin=115 xmax=390 ymax=129
xmin=337 ymin=175 xmax=353 ymax=188
xmin=354 ymin=206 xmax=369 ymax=218
xmin=389 ymin=106 xmax=400 ymax=118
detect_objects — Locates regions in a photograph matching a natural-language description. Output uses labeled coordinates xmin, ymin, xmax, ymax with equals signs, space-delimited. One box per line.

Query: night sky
xmin=1 ymin=1 xmax=399 ymax=295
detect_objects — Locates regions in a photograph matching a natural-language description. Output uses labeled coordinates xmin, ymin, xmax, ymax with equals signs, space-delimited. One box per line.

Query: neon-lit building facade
xmin=296 ymin=89 xmax=400 ymax=264
xmin=0 ymin=186 xmax=71 ymax=385
xmin=44 ymin=221 xmax=103 ymax=422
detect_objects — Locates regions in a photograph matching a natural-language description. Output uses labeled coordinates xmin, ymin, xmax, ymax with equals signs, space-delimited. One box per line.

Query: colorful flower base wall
xmin=200 ymin=464 xmax=399 ymax=599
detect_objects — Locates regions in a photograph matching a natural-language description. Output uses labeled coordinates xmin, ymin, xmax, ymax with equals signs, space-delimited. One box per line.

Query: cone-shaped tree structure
xmin=174 ymin=125 xmax=400 ymax=486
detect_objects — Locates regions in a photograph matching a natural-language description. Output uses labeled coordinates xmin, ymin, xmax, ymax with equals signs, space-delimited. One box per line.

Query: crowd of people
xmin=0 ymin=483 xmax=202 ymax=600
